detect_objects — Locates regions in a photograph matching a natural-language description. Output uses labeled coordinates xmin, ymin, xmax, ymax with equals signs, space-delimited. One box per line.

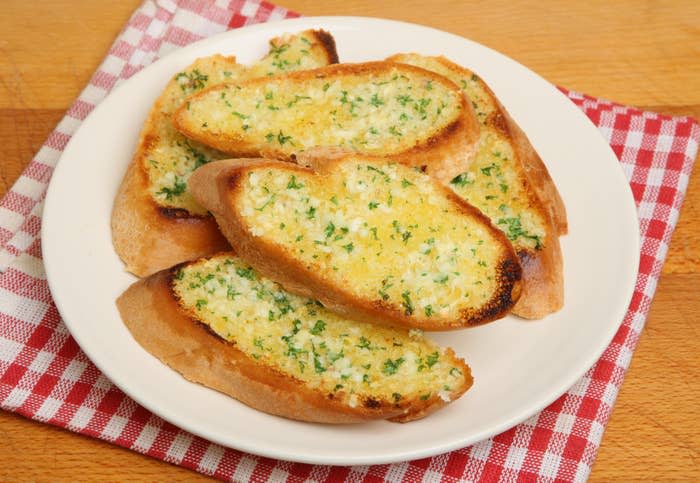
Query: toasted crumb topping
xmin=238 ymin=161 xmax=512 ymax=321
xmin=394 ymin=55 xmax=547 ymax=251
xmin=146 ymin=32 xmax=332 ymax=213
xmin=173 ymin=255 xmax=468 ymax=407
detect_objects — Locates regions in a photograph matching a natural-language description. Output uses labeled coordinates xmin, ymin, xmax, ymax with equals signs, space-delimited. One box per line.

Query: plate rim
xmin=41 ymin=15 xmax=640 ymax=465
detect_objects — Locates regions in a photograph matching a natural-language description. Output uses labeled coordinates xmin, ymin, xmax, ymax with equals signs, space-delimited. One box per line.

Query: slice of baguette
xmin=388 ymin=54 xmax=566 ymax=319
xmin=117 ymin=253 xmax=473 ymax=423
xmin=172 ymin=61 xmax=481 ymax=184
xmin=111 ymin=30 xmax=338 ymax=277
xmin=189 ymin=156 xmax=522 ymax=331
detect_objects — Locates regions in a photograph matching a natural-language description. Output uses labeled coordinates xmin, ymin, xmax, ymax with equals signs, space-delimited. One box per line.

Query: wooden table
xmin=1 ymin=1 xmax=698 ymax=480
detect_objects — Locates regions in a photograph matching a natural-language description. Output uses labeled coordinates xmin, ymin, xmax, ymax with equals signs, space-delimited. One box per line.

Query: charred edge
xmin=158 ymin=205 xmax=209 ymax=220
xmin=363 ymin=397 xmax=382 ymax=409
xmin=463 ymin=256 xmax=522 ymax=326
xmin=312 ymin=29 xmax=339 ymax=64
xmin=499 ymin=256 xmax=523 ymax=286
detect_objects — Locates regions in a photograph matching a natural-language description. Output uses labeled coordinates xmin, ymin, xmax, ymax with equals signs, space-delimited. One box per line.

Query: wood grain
xmin=0 ymin=0 xmax=698 ymax=481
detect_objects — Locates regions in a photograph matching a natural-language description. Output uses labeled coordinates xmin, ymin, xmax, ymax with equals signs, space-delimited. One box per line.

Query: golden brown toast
xmin=117 ymin=253 xmax=473 ymax=423
xmin=172 ymin=61 xmax=481 ymax=184
xmin=111 ymin=30 xmax=338 ymax=277
xmin=389 ymin=54 xmax=566 ymax=319
xmin=188 ymin=156 xmax=522 ymax=331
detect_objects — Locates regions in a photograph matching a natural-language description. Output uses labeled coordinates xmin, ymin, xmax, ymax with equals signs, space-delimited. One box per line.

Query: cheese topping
xmin=145 ymin=32 xmax=332 ymax=213
xmin=238 ymin=161 xmax=512 ymax=321
xmin=173 ymin=255 xmax=468 ymax=406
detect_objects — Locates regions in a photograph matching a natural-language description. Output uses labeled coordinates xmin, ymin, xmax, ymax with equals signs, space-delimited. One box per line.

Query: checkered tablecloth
xmin=0 ymin=1 xmax=697 ymax=481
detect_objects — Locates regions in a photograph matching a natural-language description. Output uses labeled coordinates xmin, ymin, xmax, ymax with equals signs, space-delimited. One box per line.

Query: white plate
xmin=42 ymin=17 xmax=639 ymax=465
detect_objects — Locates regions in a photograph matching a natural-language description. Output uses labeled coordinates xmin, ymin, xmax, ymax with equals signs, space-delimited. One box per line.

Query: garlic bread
xmin=172 ymin=61 xmax=481 ymax=183
xmin=189 ymin=156 xmax=522 ymax=330
xmin=112 ymin=30 xmax=338 ymax=277
xmin=389 ymin=54 xmax=566 ymax=319
xmin=117 ymin=253 xmax=472 ymax=423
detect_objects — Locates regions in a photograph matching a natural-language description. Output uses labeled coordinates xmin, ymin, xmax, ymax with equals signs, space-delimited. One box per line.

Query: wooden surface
xmin=1 ymin=0 xmax=698 ymax=480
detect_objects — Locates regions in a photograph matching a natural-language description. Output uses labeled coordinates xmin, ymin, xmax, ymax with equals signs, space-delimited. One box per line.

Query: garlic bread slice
xmin=118 ymin=254 xmax=472 ymax=423
xmin=189 ymin=156 xmax=522 ymax=330
xmin=389 ymin=54 xmax=566 ymax=319
xmin=112 ymin=30 xmax=338 ymax=277
xmin=172 ymin=61 xmax=480 ymax=183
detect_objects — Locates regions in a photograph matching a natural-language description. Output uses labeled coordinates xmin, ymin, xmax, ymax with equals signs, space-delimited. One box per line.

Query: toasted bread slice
xmin=117 ymin=253 xmax=472 ymax=423
xmin=172 ymin=61 xmax=481 ymax=184
xmin=112 ymin=30 xmax=339 ymax=277
xmin=389 ymin=54 xmax=566 ymax=319
xmin=189 ymin=156 xmax=522 ymax=330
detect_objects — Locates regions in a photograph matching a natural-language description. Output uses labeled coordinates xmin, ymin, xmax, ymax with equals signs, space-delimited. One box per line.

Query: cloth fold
xmin=0 ymin=1 xmax=697 ymax=481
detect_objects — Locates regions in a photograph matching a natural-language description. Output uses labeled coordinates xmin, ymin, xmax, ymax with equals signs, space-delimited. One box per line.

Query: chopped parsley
xmin=370 ymin=93 xmax=383 ymax=107
xmin=310 ymin=320 xmax=326 ymax=335
xmin=277 ymin=131 xmax=293 ymax=145
xmin=497 ymin=216 xmax=543 ymax=249
xmin=287 ymin=175 xmax=304 ymax=189
xmin=450 ymin=172 xmax=474 ymax=187
xmin=426 ymin=352 xmax=440 ymax=368
xmin=175 ymin=69 xmax=208 ymax=91
xmin=235 ymin=267 xmax=256 ymax=280
xmin=397 ymin=94 xmax=413 ymax=106
xmin=434 ymin=273 xmax=449 ymax=284
xmin=382 ymin=357 xmax=405 ymax=375
xmin=157 ymin=176 xmax=186 ymax=200
xmin=324 ymin=222 xmax=336 ymax=238
xmin=401 ymin=291 xmax=414 ymax=315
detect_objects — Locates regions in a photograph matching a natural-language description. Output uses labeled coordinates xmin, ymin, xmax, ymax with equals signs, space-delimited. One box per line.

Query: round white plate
xmin=42 ymin=17 xmax=639 ymax=465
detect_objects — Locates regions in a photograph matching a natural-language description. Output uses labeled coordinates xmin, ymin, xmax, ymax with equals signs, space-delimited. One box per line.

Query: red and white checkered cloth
xmin=0 ymin=1 xmax=697 ymax=481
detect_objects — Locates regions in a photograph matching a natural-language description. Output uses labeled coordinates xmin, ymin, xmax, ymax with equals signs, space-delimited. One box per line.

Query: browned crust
xmin=483 ymin=96 xmax=564 ymax=319
xmin=116 ymin=265 xmax=472 ymax=423
xmin=308 ymin=29 xmax=339 ymax=64
xmin=189 ymin=157 xmax=522 ymax=331
xmin=389 ymin=54 xmax=566 ymax=319
xmin=111 ymin=131 xmax=230 ymax=277
xmin=172 ymin=61 xmax=481 ymax=184
xmin=494 ymin=98 xmax=568 ymax=235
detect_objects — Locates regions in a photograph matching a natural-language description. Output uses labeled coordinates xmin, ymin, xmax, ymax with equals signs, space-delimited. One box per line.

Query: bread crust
xmin=117 ymin=266 xmax=472 ymax=423
xmin=111 ymin=131 xmax=230 ymax=277
xmin=189 ymin=158 xmax=522 ymax=331
xmin=308 ymin=29 xmax=339 ymax=64
xmin=388 ymin=54 xmax=565 ymax=318
xmin=172 ymin=61 xmax=481 ymax=185
xmin=486 ymin=103 xmax=564 ymax=318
